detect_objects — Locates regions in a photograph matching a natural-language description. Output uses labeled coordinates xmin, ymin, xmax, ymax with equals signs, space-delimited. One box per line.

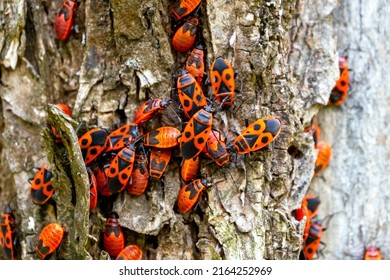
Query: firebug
xmin=134 ymin=98 xmax=169 ymax=125
xmin=149 ymin=148 xmax=172 ymax=179
xmin=203 ymin=129 xmax=229 ymax=166
xmin=185 ymin=45 xmax=205 ymax=84
xmin=30 ymin=164 xmax=54 ymax=205
xmin=180 ymin=107 xmax=213 ymax=160
xmin=294 ymin=195 xmax=320 ymax=241
xmin=51 ymin=104 xmax=72 ymax=143
xmin=55 ymin=103 xmax=72 ymax=117
xmin=210 ymin=57 xmax=236 ymax=105
xmin=78 ymin=128 xmax=108 ymax=165
xmin=303 ymin=220 xmax=323 ymax=260
xmin=0 ymin=207 xmax=17 ymax=260
xmin=304 ymin=195 xmax=320 ymax=219
xmin=36 ymin=223 xmax=65 ymax=259
xmin=105 ymin=123 xmax=140 ymax=153
xmin=177 ymin=70 xmax=207 ymax=119
xmin=172 ymin=17 xmax=198 ymax=52
xmin=54 ymin=0 xmax=78 ymax=41
xmin=177 ymin=178 xmax=207 ymax=213
xmin=143 ymin=126 xmax=180 ymax=149
xmin=328 ymin=56 xmax=349 ymax=106
xmin=171 ymin=0 xmax=202 ymax=21
xmin=116 ymin=245 xmax=143 ymax=260
xmin=314 ymin=141 xmax=332 ymax=176
xmin=364 ymin=246 xmax=382 ymax=260
xmin=107 ymin=146 xmax=136 ymax=195
xmin=96 ymin=163 xmax=113 ymax=196
xmin=180 ymin=156 xmax=200 ymax=182
xmin=231 ymin=116 xmax=281 ymax=154
xmin=127 ymin=152 xmax=149 ymax=196
xmin=103 ymin=212 xmax=125 ymax=258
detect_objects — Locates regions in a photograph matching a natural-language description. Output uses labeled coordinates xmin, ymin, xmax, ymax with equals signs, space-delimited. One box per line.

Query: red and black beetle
xmin=103 ymin=212 xmax=125 ymax=258
xmin=0 ymin=207 xmax=17 ymax=260
xmin=54 ymin=0 xmax=78 ymax=41
xmin=36 ymin=223 xmax=65 ymax=260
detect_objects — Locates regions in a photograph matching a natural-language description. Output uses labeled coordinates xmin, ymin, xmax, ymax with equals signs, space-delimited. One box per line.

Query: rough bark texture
xmin=310 ymin=0 xmax=390 ymax=260
xmin=0 ymin=0 xmax=348 ymax=260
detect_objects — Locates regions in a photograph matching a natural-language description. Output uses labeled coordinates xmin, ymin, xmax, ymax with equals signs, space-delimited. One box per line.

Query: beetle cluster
xmin=74 ymin=83 xmax=281 ymax=215
xmin=168 ymin=0 xmax=282 ymax=212
xmin=24 ymin=91 xmax=280 ymax=259
xmin=46 ymin=0 xmax=383 ymax=262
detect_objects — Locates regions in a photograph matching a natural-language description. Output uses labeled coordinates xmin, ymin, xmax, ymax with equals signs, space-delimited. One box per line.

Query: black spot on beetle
xmin=253 ymin=124 xmax=261 ymax=131
xmin=90 ymin=148 xmax=98 ymax=155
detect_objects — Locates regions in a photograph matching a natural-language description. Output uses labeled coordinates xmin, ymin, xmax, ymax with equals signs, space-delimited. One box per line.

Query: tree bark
xmin=0 ymin=0 xmax=343 ymax=260
xmin=310 ymin=0 xmax=390 ymax=260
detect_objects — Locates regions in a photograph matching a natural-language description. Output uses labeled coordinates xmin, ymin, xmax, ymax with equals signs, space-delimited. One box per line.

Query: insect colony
xmin=1 ymin=0 xmax=378 ymax=260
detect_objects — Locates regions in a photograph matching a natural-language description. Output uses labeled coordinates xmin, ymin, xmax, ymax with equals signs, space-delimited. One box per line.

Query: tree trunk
xmin=310 ymin=0 xmax=390 ymax=260
xmin=0 ymin=0 xmax=346 ymax=260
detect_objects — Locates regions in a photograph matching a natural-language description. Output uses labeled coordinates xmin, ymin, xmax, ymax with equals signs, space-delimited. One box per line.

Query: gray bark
xmin=0 ymin=0 xmax=352 ymax=260
xmin=310 ymin=0 xmax=390 ymax=260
